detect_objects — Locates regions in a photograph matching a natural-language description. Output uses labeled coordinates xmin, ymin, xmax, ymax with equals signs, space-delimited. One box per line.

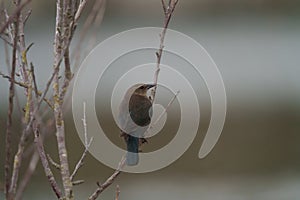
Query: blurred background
xmin=0 ymin=0 xmax=300 ymax=199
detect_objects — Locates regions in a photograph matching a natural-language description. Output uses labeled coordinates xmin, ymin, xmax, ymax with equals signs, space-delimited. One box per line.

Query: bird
xmin=118 ymin=83 xmax=155 ymax=166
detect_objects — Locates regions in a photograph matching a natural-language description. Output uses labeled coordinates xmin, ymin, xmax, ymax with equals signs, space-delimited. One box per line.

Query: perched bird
xmin=118 ymin=83 xmax=155 ymax=166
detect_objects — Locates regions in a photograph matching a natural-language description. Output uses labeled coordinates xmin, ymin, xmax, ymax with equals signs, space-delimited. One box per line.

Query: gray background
xmin=0 ymin=0 xmax=300 ymax=199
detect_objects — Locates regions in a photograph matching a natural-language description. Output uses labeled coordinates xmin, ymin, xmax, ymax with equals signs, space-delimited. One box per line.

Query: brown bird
xmin=118 ymin=83 xmax=155 ymax=166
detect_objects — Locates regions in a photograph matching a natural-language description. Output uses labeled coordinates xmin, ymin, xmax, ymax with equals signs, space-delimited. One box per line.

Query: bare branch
xmin=145 ymin=91 xmax=179 ymax=138
xmin=83 ymin=102 xmax=88 ymax=147
xmin=0 ymin=0 xmax=32 ymax=34
xmin=70 ymin=102 xmax=93 ymax=181
xmin=74 ymin=0 xmax=87 ymax=24
xmin=0 ymin=71 xmax=54 ymax=110
xmin=151 ymin=0 xmax=179 ymax=102
xmin=52 ymin=0 xmax=73 ymax=197
xmin=33 ymin=124 xmax=62 ymax=199
xmin=0 ymin=71 xmax=28 ymax=88
xmin=72 ymin=0 xmax=106 ymax=70
xmin=47 ymin=154 xmax=61 ymax=170
xmin=0 ymin=34 xmax=13 ymax=46
xmin=72 ymin=180 xmax=84 ymax=186
xmin=6 ymin=4 xmax=20 ymax=197
xmin=115 ymin=185 xmax=120 ymax=200
xmin=88 ymin=157 xmax=126 ymax=200
xmin=16 ymin=117 xmax=55 ymax=199
xmin=9 ymin=128 xmax=29 ymax=198
xmin=15 ymin=151 xmax=39 ymax=200
xmin=161 ymin=0 xmax=166 ymax=14
xmin=30 ymin=62 xmax=38 ymax=99
xmin=63 ymin=0 xmax=73 ymax=81
xmin=23 ymin=9 xmax=32 ymax=25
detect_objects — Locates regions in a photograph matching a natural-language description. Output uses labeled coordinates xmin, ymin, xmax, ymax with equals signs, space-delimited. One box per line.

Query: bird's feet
xmin=120 ymin=131 xmax=128 ymax=141
xmin=140 ymin=138 xmax=148 ymax=144
xmin=138 ymin=138 xmax=148 ymax=152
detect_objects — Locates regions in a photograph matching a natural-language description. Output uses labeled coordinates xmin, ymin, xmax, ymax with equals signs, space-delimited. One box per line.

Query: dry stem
xmin=70 ymin=102 xmax=93 ymax=181
xmin=152 ymin=0 xmax=179 ymax=102
xmin=145 ymin=90 xmax=180 ymax=138
xmin=33 ymin=124 xmax=62 ymax=199
xmin=0 ymin=0 xmax=31 ymax=34
xmin=115 ymin=185 xmax=120 ymax=200
xmin=6 ymin=3 xmax=20 ymax=198
xmin=88 ymin=157 xmax=126 ymax=200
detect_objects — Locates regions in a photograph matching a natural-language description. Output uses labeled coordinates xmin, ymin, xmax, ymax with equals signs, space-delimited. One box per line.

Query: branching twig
xmin=47 ymin=154 xmax=61 ymax=170
xmin=6 ymin=4 xmax=20 ymax=197
xmin=151 ymin=0 xmax=179 ymax=102
xmin=0 ymin=71 xmax=28 ymax=88
xmin=88 ymin=157 xmax=126 ymax=200
xmin=70 ymin=102 xmax=93 ymax=181
xmin=145 ymin=90 xmax=180 ymax=138
xmin=0 ymin=34 xmax=13 ymax=46
xmin=72 ymin=0 xmax=106 ymax=70
xmin=15 ymin=151 xmax=39 ymax=200
xmin=51 ymin=0 xmax=91 ymax=198
xmin=0 ymin=0 xmax=32 ymax=34
xmin=53 ymin=0 xmax=73 ymax=197
xmin=23 ymin=9 xmax=32 ymax=25
xmin=16 ymin=117 xmax=55 ymax=199
xmin=1 ymin=1 xmax=180 ymax=200
xmin=0 ymin=71 xmax=54 ymax=109
xmin=33 ymin=124 xmax=62 ymax=199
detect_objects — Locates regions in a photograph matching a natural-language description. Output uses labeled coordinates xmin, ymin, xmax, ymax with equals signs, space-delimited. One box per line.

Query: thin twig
xmin=47 ymin=154 xmax=61 ymax=170
xmin=6 ymin=4 xmax=20 ymax=197
xmin=73 ymin=0 xmax=87 ymax=24
xmin=70 ymin=138 xmax=92 ymax=181
xmin=88 ymin=157 xmax=126 ymax=200
xmin=0 ymin=0 xmax=31 ymax=34
xmin=63 ymin=0 xmax=72 ymax=81
xmin=70 ymin=102 xmax=93 ymax=180
xmin=15 ymin=150 xmax=39 ymax=200
xmin=23 ymin=9 xmax=31 ymax=25
xmin=1 ymin=8 xmax=14 ymax=47
xmin=145 ymin=90 xmax=180 ymax=138
xmin=161 ymin=0 xmax=166 ymax=13
xmin=115 ymin=185 xmax=120 ymax=200
xmin=30 ymin=62 xmax=39 ymax=99
xmin=72 ymin=180 xmax=84 ymax=186
xmin=59 ymin=0 xmax=91 ymax=102
xmin=53 ymin=0 xmax=73 ymax=197
xmin=151 ymin=0 xmax=179 ymax=102
xmin=15 ymin=115 xmax=54 ymax=199
xmin=18 ymin=16 xmax=30 ymax=85
xmin=64 ymin=0 xmax=106 ymax=113
xmin=0 ymin=71 xmax=28 ymax=88
xmin=83 ymin=102 xmax=88 ymax=147
xmin=16 ymin=4 xmax=89 ymax=195
xmin=0 ymin=34 xmax=13 ymax=46
xmin=0 ymin=71 xmax=54 ymax=109
xmin=3 ymin=36 xmax=11 ymax=66
xmin=33 ymin=124 xmax=62 ymax=199
xmin=72 ymin=0 xmax=106 ymax=70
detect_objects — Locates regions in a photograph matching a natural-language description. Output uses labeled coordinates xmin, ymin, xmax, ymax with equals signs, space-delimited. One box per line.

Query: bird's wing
xmin=129 ymin=94 xmax=152 ymax=127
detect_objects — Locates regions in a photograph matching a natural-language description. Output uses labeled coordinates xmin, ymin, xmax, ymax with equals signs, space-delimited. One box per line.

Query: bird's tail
xmin=126 ymin=135 xmax=139 ymax=166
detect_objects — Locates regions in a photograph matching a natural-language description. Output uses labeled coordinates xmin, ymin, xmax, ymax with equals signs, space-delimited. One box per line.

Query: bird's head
xmin=133 ymin=83 xmax=156 ymax=96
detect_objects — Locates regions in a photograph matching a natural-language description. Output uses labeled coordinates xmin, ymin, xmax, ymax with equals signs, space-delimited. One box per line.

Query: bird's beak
xmin=146 ymin=84 xmax=156 ymax=90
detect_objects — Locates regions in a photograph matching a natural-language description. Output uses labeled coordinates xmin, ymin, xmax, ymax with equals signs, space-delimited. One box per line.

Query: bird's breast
xmin=129 ymin=94 xmax=152 ymax=127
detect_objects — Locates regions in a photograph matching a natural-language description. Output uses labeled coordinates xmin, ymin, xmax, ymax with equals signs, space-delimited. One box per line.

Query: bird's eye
xmin=140 ymin=85 xmax=145 ymax=89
